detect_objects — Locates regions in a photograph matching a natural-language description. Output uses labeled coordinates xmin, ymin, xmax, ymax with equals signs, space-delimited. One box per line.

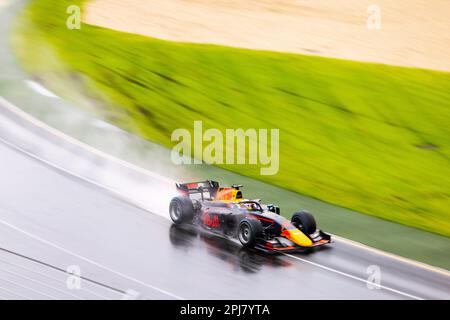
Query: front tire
xmin=291 ymin=211 xmax=316 ymax=234
xmin=238 ymin=218 xmax=262 ymax=248
xmin=169 ymin=196 xmax=194 ymax=224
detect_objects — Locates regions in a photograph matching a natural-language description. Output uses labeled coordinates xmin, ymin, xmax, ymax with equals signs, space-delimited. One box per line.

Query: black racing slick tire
xmin=238 ymin=218 xmax=262 ymax=248
xmin=291 ymin=211 xmax=317 ymax=235
xmin=169 ymin=196 xmax=194 ymax=224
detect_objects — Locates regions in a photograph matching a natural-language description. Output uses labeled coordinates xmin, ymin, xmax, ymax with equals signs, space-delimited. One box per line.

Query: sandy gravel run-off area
xmin=83 ymin=0 xmax=450 ymax=72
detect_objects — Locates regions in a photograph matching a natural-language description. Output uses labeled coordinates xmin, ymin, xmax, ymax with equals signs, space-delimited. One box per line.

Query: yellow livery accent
xmin=215 ymin=188 xmax=243 ymax=202
xmin=283 ymin=229 xmax=313 ymax=247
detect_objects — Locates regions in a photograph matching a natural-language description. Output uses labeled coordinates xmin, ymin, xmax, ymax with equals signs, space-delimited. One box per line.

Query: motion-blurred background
xmin=10 ymin=0 xmax=450 ymax=264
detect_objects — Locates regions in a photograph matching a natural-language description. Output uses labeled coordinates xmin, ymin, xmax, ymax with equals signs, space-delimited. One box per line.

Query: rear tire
xmin=238 ymin=218 xmax=262 ymax=248
xmin=291 ymin=211 xmax=316 ymax=234
xmin=169 ymin=196 xmax=194 ymax=224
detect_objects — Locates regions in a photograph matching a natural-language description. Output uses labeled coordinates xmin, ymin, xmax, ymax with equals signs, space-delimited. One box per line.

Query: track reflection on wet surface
xmin=169 ymin=224 xmax=293 ymax=274
xmin=1 ymin=137 xmax=448 ymax=300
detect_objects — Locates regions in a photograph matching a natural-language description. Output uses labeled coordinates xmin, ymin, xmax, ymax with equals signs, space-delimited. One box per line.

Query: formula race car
xmin=169 ymin=180 xmax=331 ymax=252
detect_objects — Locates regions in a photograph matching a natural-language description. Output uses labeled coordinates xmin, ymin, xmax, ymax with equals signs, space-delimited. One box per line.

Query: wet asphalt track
xmin=0 ymin=0 xmax=449 ymax=301
xmin=0 ymin=138 xmax=449 ymax=300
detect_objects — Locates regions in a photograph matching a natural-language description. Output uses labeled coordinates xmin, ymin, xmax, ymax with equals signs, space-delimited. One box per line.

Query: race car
xmin=169 ymin=180 xmax=331 ymax=252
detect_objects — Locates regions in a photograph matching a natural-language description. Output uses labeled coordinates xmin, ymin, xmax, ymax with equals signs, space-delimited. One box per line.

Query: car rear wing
xmin=175 ymin=180 xmax=220 ymax=200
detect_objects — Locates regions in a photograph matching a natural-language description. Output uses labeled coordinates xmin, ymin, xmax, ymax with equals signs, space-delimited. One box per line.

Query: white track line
xmin=0 ymin=218 xmax=184 ymax=300
xmin=332 ymin=235 xmax=450 ymax=277
xmin=0 ymin=285 xmax=32 ymax=300
xmin=0 ymin=96 xmax=447 ymax=277
xmin=0 ymin=136 xmax=428 ymax=301
xmin=0 ymin=266 xmax=84 ymax=300
xmin=25 ymin=80 xmax=59 ymax=99
xmin=0 ymin=276 xmax=57 ymax=300
xmin=0 ymin=136 xmax=156 ymax=216
xmin=0 ymin=257 xmax=112 ymax=300
xmin=0 ymin=95 xmax=448 ymax=299
xmin=283 ymin=253 xmax=424 ymax=300
xmin=0 ymin=96 xmax=174 ymax=185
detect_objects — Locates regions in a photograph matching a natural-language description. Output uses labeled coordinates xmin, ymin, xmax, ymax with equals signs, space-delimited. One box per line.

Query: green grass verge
xmin=13 ymin=0 xmax=450 ymax=237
